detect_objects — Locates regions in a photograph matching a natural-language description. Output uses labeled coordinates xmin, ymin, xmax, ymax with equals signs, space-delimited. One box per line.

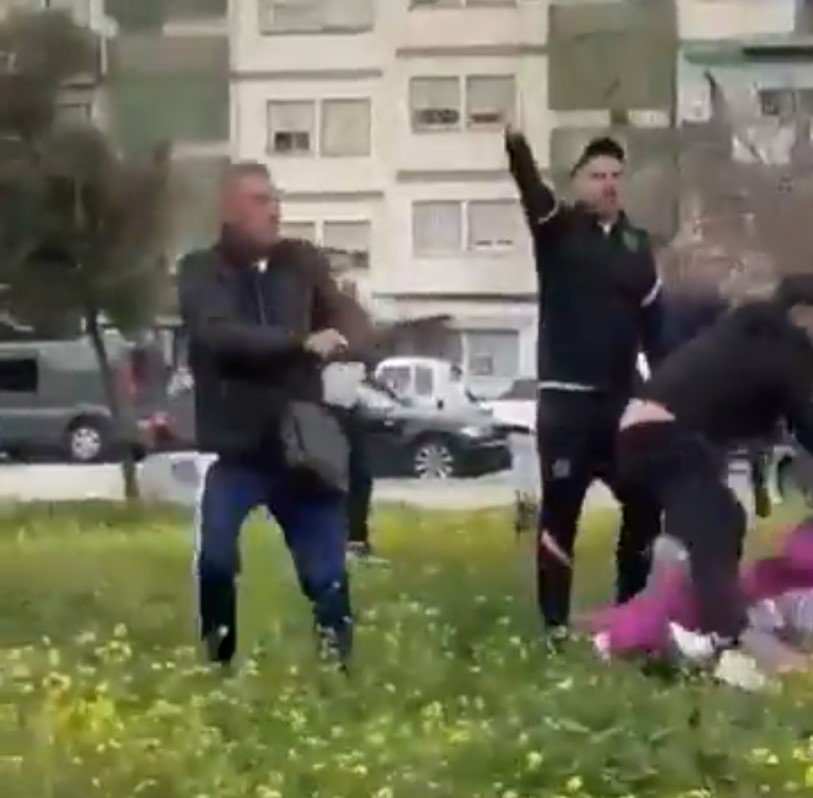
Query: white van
xmin=373 ymin=357 xmax=481 ymax=413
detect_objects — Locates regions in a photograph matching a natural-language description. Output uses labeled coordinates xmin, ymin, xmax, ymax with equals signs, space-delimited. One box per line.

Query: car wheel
xmin=66 ymin=418 xmax=107 ymax=463
xmin=412 ymin=438 xmax=456 ymax=480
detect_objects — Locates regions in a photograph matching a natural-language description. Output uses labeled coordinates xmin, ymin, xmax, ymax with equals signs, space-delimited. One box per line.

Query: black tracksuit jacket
xmin=505 ymin=131 xmax=665 ymax=397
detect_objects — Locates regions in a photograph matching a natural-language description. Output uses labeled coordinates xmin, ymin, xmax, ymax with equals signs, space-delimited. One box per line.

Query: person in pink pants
xmin=582 ymin=517 xmax=813 ymax=664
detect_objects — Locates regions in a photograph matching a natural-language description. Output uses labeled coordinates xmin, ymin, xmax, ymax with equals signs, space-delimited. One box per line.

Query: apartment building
xmin=230 ymin=0 xmax=551 ymax=387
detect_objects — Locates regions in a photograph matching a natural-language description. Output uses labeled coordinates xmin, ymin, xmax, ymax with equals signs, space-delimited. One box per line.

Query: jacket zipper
xmin=253 ymin=270 xmax=267 ymax=327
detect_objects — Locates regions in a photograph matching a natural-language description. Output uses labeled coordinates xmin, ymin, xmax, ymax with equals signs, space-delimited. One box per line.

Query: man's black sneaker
xmin=203 ymin=625 xmax=234 ymax=667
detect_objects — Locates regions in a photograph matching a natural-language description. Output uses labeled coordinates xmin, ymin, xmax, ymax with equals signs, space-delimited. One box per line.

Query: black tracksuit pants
xmin=617 ymin=420 xmax=748 ymax=642
xmin=335 ymin=406 xmax=373 ymax=547
xmin=536 ymin=390 xmax=661 ymax=629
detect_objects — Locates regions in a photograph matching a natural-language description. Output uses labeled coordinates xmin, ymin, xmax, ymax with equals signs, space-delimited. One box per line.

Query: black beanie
xmin=571 ymin=137 xmax=626 ymax=176
xmin=774 ymin=274 xmax=813 ymax=308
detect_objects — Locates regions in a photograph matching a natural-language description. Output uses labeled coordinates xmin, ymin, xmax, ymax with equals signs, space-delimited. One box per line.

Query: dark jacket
xmin=644 ymin=300 xmax=813 ymax=452
xmin=505 ymin=131 xmax=665 ymax=396
xmin=177 ymin=234 xmax=372 ymax=460
xmin=661 ymin=291 xmax=728 ymax=356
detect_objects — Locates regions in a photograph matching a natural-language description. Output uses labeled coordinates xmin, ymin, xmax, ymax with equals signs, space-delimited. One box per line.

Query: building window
xmin=467 ymin=200 xmax=519 ymax=251
xmin=410 ymin=77 xmax=461 ymax=131
xmin=56 ymin=101 xmax=93 ymax=124
xmin=322 ymin=220 xmax=371 ymax=269
xmin=413 ymin=201 xmax=463 ymax=255
xmin=259 ymin=0 xmax=374 ymax=34
xmin=267 ymin=101 xmax=315 ymax=154
xmin=466 ymin=75 xmax=515 ymax=128
xmin=320 ymin=99 xmax=371 ymax=157
xmin=464 ymin=330 xmax=519 ymax=379
xmin=758 ymin=88 xmax=813 ymax=117
xmin=281 ymin=221 xmax=317 ymax=242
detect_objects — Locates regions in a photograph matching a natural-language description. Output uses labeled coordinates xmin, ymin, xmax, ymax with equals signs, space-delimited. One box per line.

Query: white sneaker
xmin=668 ymin=622 xmax=717 ymax=663
xmin=713 ymin=649 xmax=769 ymax=692
xmin=593 ymin=632 xmax=611 ymax=662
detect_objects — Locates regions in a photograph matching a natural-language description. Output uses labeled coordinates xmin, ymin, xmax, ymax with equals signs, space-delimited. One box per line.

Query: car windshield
xmin=358 ymin=383 xmax=403 ymax=410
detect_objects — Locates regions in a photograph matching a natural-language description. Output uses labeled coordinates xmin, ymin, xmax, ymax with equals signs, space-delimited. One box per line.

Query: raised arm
xmin=178 ymin=251 xmax=307 ymax=375
xmin=504 ymin=125 xmax=560 ymax=233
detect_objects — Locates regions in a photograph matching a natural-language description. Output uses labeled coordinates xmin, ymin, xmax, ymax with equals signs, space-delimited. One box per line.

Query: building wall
xmin=678 ymin=0 xmax=797 ymax=42
xmin=230 ymin=0 xmax=550 ymax=382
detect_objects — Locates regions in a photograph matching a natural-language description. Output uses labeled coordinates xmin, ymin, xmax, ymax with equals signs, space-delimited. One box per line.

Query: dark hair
xmin=774 ymin=274 xmax=813 ymax=308
xmin=571 ymin=136 xmax=626 ymax=176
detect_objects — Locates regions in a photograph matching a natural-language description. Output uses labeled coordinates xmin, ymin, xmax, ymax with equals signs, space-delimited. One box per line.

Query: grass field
xmin=4 ymin=500 xmax=813 ymax=797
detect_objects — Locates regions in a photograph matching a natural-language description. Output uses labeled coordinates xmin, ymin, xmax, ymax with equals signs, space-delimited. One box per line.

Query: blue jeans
xmin=194 ymin=459 xmax=352 ymax=665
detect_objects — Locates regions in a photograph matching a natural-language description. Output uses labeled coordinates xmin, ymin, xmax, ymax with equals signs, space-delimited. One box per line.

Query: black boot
xmin=312 ymin=578 xmax=354 ymax=672
xmin=198 ymin=573 xmax=237 ymax=667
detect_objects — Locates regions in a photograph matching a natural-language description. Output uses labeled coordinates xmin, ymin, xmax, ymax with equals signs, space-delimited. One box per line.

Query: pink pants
xmin=584 ymin=518 xmax=813 ymax=656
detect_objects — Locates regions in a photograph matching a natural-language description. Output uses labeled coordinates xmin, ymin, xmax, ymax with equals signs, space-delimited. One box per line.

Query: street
xmin=0 ymin=462 xmax=758 ymax=512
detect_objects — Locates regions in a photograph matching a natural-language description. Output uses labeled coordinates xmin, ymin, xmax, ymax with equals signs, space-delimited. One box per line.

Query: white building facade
xmin=229 ymin=0 xmax=550 ymax=387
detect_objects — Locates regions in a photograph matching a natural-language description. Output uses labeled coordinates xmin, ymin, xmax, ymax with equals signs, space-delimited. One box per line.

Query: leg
xmin=346 ymin=411 xmax=374 ymax=550
xmin=595 ymin=408 xmax=662 ymax=604
xmin=536 ymin=395 xmax=593 ymax=630
xmin=268 ymin=481 xmax=354 ymax=666
xmin=613 ymin=484 xmax=662 ymax=603
xmin=665 ymin=474 xmax=748 ymax=643
xmin=194 ymin=460 xmax=265 ymax=665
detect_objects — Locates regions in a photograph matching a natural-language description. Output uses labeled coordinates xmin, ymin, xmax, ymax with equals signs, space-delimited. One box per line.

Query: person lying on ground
xmin=580 ymin=516 xmax=813 ymax=679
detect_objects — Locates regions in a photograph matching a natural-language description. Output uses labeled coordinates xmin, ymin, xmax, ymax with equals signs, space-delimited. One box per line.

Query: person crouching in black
xmin=617 ymin=275 xmax=813 ymax=660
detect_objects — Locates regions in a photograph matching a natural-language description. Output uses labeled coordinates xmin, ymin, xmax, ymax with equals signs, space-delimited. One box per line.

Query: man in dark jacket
xmin=178 ymin=161 xmax=373 ymax=670
xmin=505 ymin=127 xmax=666 ymax=635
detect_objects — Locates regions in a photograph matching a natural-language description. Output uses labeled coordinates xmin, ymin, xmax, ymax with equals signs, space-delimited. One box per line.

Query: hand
xmin=505 ymin=122 xmax=523 ymax=140
xmin=304 ymin=328 xmax=348 ymax=359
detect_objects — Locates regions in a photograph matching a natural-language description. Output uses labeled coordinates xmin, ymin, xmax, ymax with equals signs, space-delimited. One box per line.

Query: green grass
xmin=3 ymin=500 xmax=813 ymax=797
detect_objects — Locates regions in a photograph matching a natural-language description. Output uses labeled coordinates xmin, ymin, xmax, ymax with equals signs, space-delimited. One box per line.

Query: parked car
xmin=356 ymin=382 xmax=510 ymax=478
xmin=0 ymin=331 xmax=161 ymax=462
xmin=483 ymin=377 xmax=538 ymax=433
xmin=152 ymin=374 xmax=510 ymax=479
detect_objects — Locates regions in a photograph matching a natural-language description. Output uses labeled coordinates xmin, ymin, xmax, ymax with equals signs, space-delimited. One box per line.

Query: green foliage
xmin=104 ymin=0 xmax=227 ymax=32
xmin=103 ymin=0 xmax=171 ymax=32
xmin=0 ymin=10 xmax=173 ymax=335
xmin=3 ymin=502 xmax=813 ymax=797
xmin=0 ymin=9 xmax=97 ymax=138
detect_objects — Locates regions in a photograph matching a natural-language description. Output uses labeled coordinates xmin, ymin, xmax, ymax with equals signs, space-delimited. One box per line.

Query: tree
xmin=0 ymin=10 xmax=174 ymax=499
xmin=662 ymin=70 xmax=813 ymax=300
